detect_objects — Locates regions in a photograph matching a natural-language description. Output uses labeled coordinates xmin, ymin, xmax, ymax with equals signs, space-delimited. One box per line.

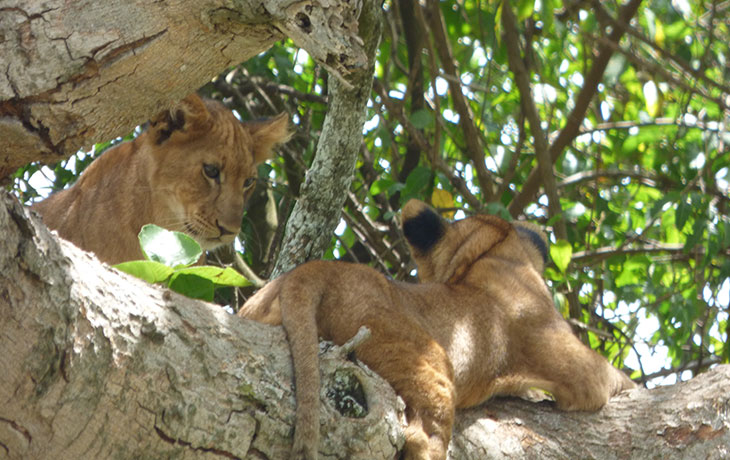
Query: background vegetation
xmin=12 ymin=0 xmax=729 ymax=387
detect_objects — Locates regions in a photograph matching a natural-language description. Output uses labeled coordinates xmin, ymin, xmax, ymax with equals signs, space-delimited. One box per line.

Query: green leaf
xmin=138 ymin=224 xmax=202 ymax=268
xmin=675 ymin=200 xmax=691 ymax=232
xmin=175 ymin=266 xmax=251 ymax=287
xmin=540 ymin=0 xmax=554 ymax=33
xmin=370 ymin=178 xmax=395 ymax=196
xmin=550 ymin=239 xmax=572 ymax=273
xmin=168 ymin=273 xmax=215 ymax=302
xmin=685 ymin=218 xmax=706 ymax=251
xmin=114 ymin=260 xmax=174 ymax=284
xmin=410 ymin=109 xmax=433 ymax=129
xmin=401 ymin=166 xmax=432 ymax=203
xmin=615 ymin=257 xmax=648 ymax=288
xmin=517 ymin=0 xmax=534 ymax=21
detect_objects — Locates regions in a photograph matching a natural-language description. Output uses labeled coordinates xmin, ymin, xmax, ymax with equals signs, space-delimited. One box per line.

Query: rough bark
xmin=0 ymin=191 xmax=403 ymax=460
xmin=2 ymin=0 xmax=730 ymax=457
xmin=452 ymin=368 xmax=730 ymax=460
xmin=271 ymin=0 xmax=382 ymax=277
xmin=2 ymin=191 xmax=729 ymax=459
xmin=0 ymin=0 xmax=367 ymax=178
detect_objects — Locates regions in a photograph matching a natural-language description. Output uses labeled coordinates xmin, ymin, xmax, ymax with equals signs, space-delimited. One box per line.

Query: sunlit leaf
xmin=114 ymin=260 xmax=174 ymax=284
xmin=654 ymin=18 xmax=665 ymax=47
xmin=175 ymin=266 xmax=251 ymax=287
xmin=643 ymin=80 xmax=662 ymax=118
xmin=138 ymin=224 xmax=202 ymax=268
xmin=615 ymin=257 xmax=647 ymax=288
xmin=550 ymin=239 xmax=572 ymax=273
xmin=517 ymin=0 xmax=534 ymax=21
xmin=431 ymin=189 xmax=455 ymax=218
xmin=370 ymin=178 xmax=395 ymax=196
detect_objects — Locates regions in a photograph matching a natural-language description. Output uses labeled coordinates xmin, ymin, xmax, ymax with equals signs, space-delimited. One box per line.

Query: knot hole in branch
xmin=295 ymin=12 xmax=312 ymax=33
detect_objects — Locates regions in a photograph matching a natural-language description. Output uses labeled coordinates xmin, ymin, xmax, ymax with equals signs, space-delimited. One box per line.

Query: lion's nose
xmin=216 ymin=222 xmax=237 ymax=237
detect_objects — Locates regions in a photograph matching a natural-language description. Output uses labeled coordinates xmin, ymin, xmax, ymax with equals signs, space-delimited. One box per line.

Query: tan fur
xmin=33 ymin=94 xmax=290 ymax=265
xmin=238 ymin=200 xmax=636 ymax=460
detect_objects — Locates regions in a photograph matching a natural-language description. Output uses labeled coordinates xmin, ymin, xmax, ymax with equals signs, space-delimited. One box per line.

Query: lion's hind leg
xmin=356 ymin=318 xmax=456 ymax=460
xmin=522 ymin=328 xmax=635 ymax=412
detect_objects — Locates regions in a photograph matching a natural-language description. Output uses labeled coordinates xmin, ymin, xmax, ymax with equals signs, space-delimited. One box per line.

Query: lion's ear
xmin=149 ymin=94 xmax=211 ymax=145
xmin=402 ymin=199 xmax=447 ymax=253
xmin=513 ymin=222 xmax=548 ymax=272
xmin=247 ymin=113 xmax=292 ymax=164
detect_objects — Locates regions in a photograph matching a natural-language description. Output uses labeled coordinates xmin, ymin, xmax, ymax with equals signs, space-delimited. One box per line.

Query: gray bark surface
xmin=0 ymin=191 xmax=403 ymax=459
xmin=2 ymin=191 xmax=729 ymax=459
xmin=452 ymin=368 xmax=730 ymax=459
xmin=0 ymin=0 xmax=367 ymax=177
xmin=2 ymin=1 xmax=729 ymax=458
xmin=271 ymin=0 xmax=382 ymax=277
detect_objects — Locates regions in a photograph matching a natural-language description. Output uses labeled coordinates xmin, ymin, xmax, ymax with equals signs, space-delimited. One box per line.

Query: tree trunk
xmin=271 ymin=0 xmax=382 ymax=277
xmin=0 ymin=0 xmax=368 ymax=178
xmin=2 ymin=191 xmax=729 ymax=459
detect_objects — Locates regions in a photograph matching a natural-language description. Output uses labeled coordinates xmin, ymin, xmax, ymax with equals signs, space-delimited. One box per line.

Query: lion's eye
xmin=203 ymin=164 xmax=220 ymax=180
xmin=243 ymin=177 xmax=256 ymax=189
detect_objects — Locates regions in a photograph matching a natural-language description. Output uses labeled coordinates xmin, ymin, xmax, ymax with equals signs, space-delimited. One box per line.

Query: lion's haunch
xmin=32 ymin=94 xmax=290 ymax=265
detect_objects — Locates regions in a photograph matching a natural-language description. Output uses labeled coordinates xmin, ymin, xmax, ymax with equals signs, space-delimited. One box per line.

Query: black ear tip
xmin=515 ymin=226 xmax=549 ymax=263
xmin=403 ymin=208 xmax=446 ymax=253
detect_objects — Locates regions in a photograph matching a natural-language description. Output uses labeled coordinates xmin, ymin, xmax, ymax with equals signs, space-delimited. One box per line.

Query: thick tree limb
xmin=0 ymin=0 xmax=369 ymax=178
xmin=0 ymin=191 xmax=403 ymax=460
xmin=1 ymin=191 xmax=729 ymax=458
xmin=453 ymin=366 xmax=730 ymax=459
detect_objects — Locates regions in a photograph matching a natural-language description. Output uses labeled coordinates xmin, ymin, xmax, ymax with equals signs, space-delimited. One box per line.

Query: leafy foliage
xmin=13 ymin=0 xmax=729 ymax=385
xmin=115 ymin=225 xmax=250 ymax=302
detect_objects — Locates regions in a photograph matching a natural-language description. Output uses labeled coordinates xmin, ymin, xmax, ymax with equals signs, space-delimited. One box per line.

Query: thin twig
xmin=233 ymin=252 xmax=266 ymax=288
xmin=424 ymin=0 xmax=495 ymax=200
xmin=507 ymin=0 xmax=644 ymax=217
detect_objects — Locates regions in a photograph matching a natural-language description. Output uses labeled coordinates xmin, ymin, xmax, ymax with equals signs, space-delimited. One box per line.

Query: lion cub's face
xmin=143 ymin=95 xmax=290 ymax=251
xmin=402 ymin=199 xmax=548 ymax=284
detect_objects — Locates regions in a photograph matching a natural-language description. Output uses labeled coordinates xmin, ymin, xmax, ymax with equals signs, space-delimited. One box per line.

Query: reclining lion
xmin=238 ymin=199 xmax=635 ymax=460
xmin=33 ymin=94 xmax=290 ymax=264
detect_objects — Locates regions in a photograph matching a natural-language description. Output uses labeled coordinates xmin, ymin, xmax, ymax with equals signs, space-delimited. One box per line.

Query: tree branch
xmin=507 ymin=0 xmax=644 ymax=217
xmin=271 ymin=0 xmax=383 ymax=277
xmin=373 ymin=79 xmax=485 ymax=210
xmin=500 ymin=1 xmax=566 ymax=238
xmin=590 ymin=0 xmax=730 ymax=96
xmin=424 ymin=0 xmax=495 ymax=200
xmin=0 ymin=191 xmax=403 ymax=459
xmin=501 ymin=1 xmax=584 ymax=322
xmin=391 ymin=0 xmax=427 ymax=209
xmin=0 ymin=0 xmax=369 ymax=178
xmin=4 ymin=190 xmax=730 ymax=459
xmin=452 ymin=365 xmax=730 ymax=459
xmin=570 ymin=243 xmax=730 ymax=266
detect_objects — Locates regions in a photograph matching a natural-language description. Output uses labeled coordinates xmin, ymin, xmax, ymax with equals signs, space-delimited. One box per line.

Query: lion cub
xmin=238 ymin=200 xmax=635 ymax=460
xmin=33 ymin=94 xmax=290 ymax=265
